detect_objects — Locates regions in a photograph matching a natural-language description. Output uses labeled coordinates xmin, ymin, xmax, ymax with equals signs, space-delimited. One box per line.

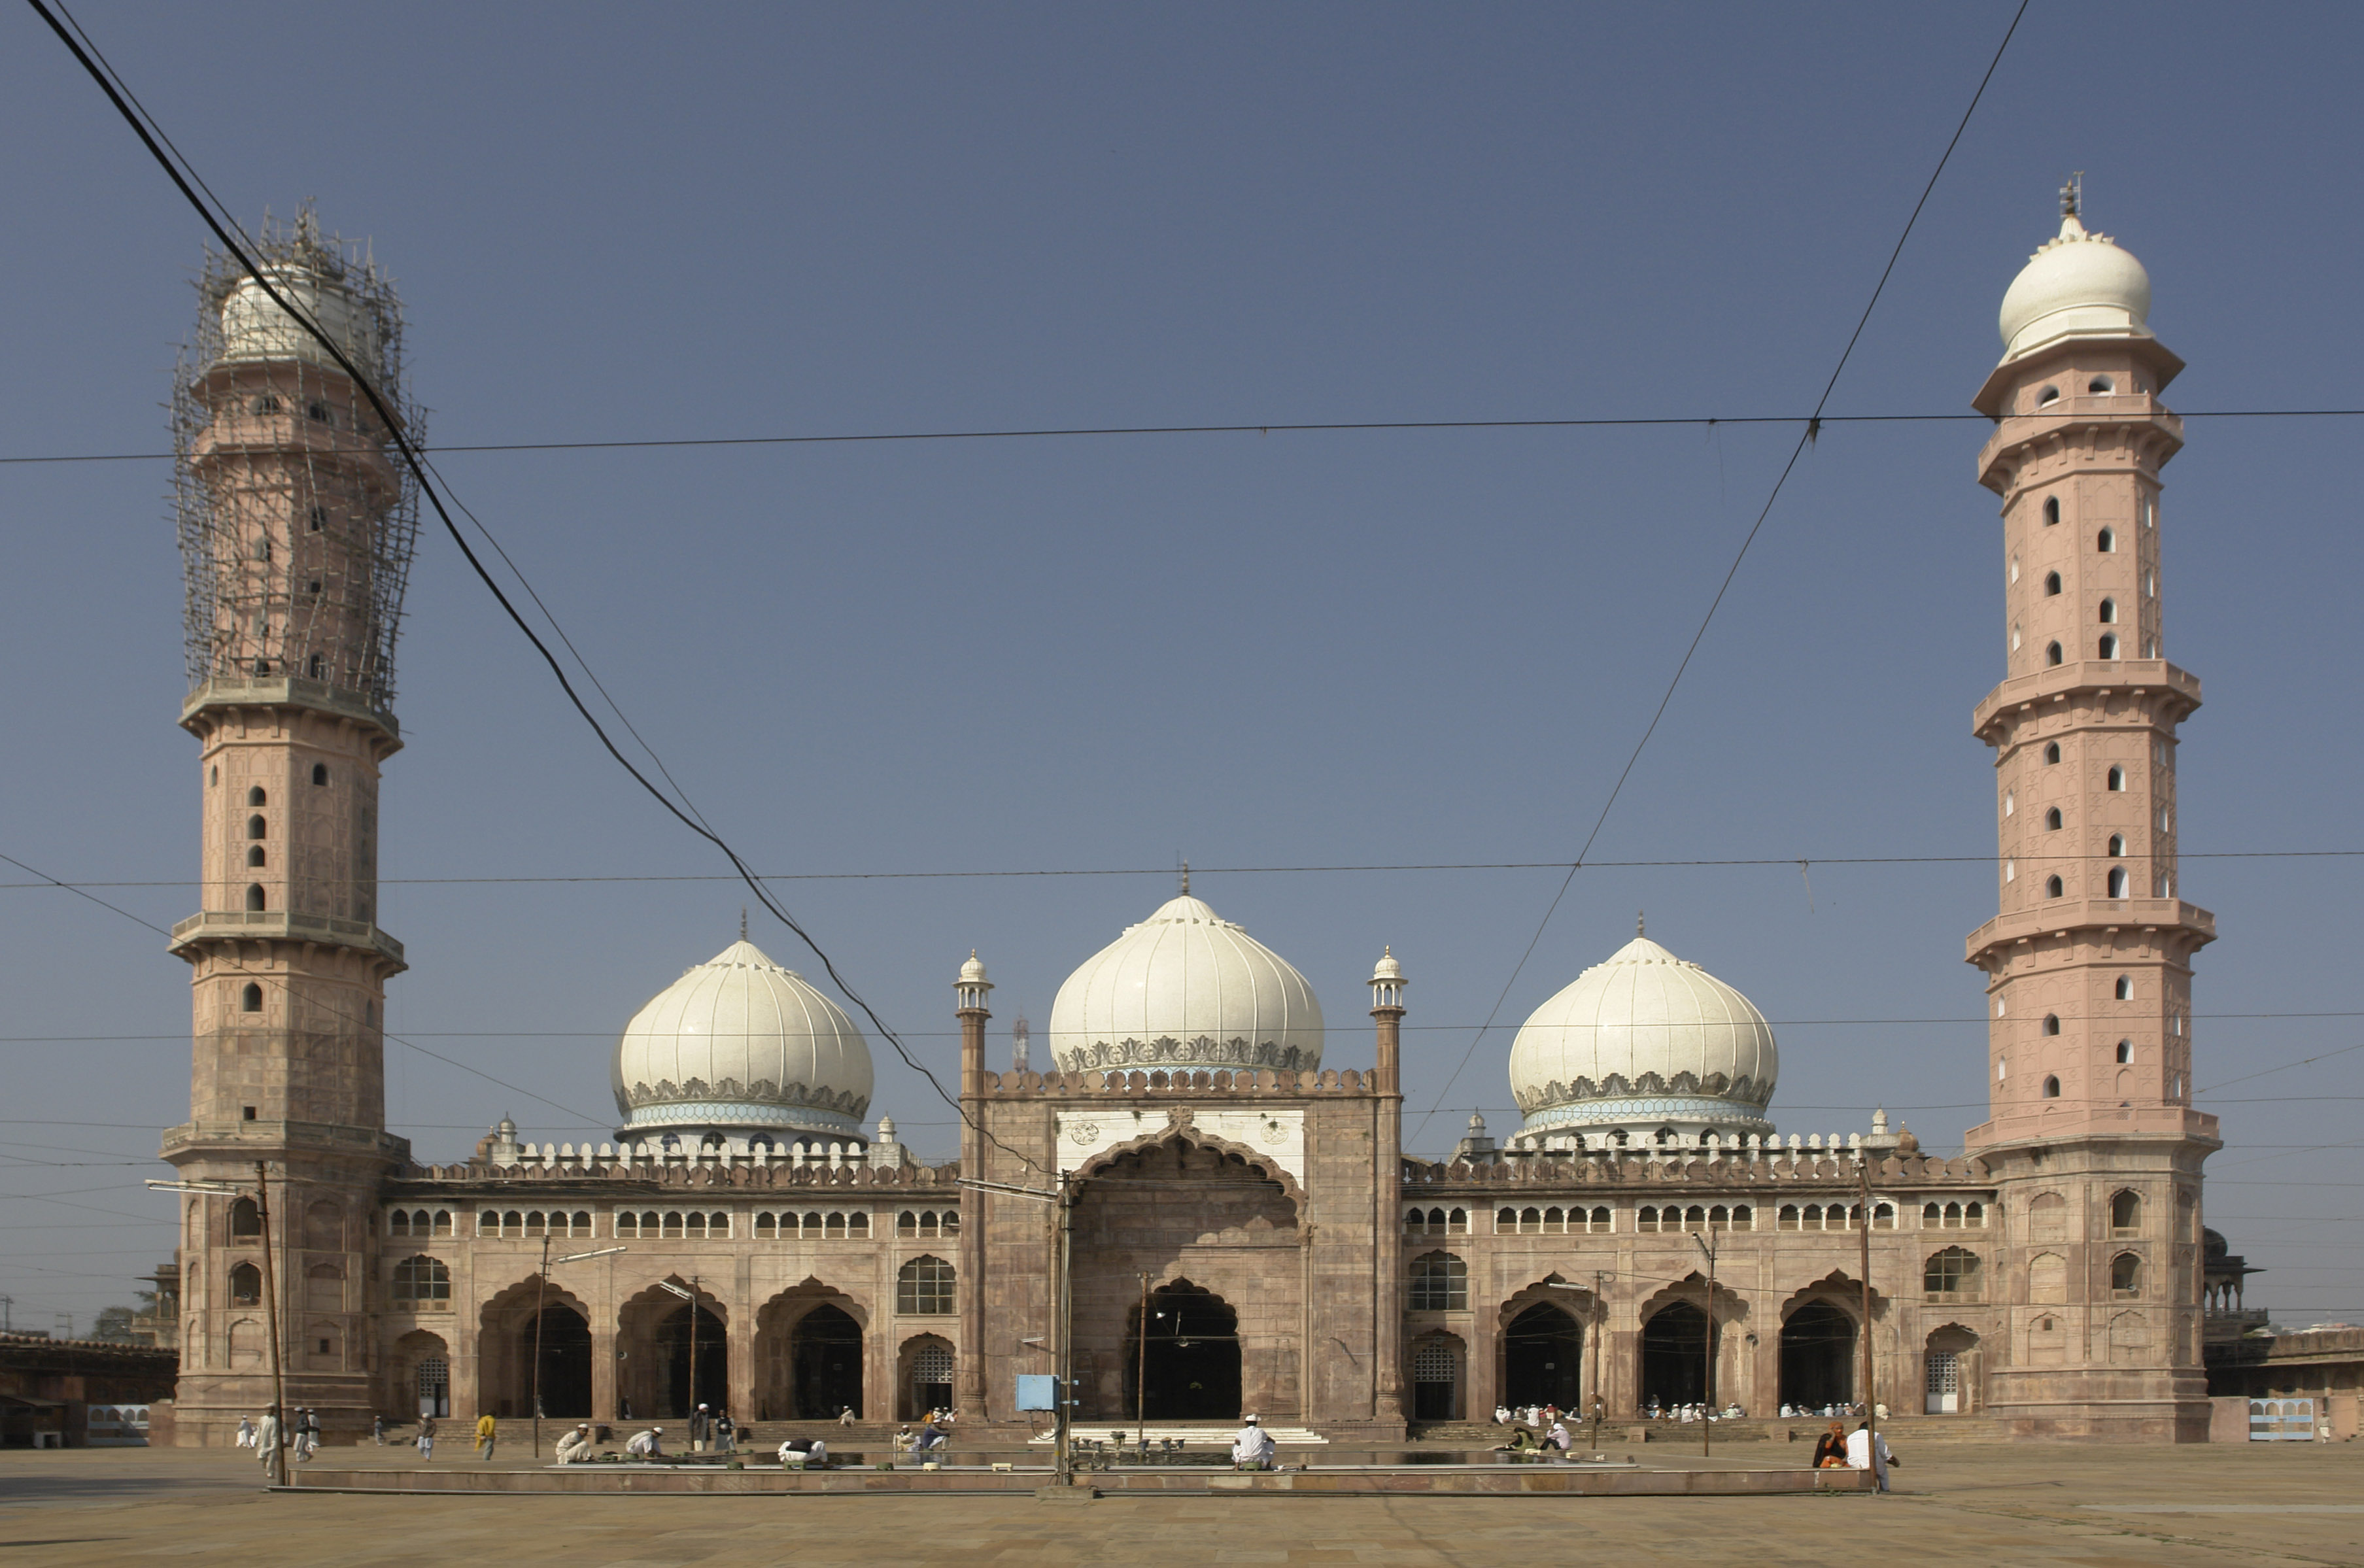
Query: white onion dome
xmin=959 ymin=951 xmax=989 ymax=985
xmin=1371 ymin=947 xmax=1405 ymax=985
xmin=1997 ymin=213 xmax=2153 ymax=361
xmin=611 ymin=938 xmax=873 ymax=1140
xmin=1508 ymin=933 xmax=1777 ymax=1142
xmin=1048 ymin=894 xmax=1324 ymax=1074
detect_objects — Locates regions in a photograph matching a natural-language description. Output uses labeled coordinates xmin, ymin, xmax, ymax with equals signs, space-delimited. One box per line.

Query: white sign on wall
xmin=1054 ymin=1107 xmax=1305 ymax=1186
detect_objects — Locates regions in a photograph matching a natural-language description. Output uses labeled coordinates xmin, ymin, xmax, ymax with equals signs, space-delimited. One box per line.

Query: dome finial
xmin=1636 ymin=910 xmax=1645 ymax=938
xmin=2060 ymin=170 xmax=2082 ymax=221
xmin=740 ymin=906 xmax=748 ymax=942
xmin=1178 ymin=856 xmax=1190 ymax=895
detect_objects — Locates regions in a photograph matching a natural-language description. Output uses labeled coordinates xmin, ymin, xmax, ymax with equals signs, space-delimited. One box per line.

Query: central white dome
xmin=612 ymin=938 xmax=873 ymax=1142
xmin=1048 ymin=893 xmax=1323 ymax=1074
xmin=1508 ymin=933 xmax=1777 ymax=1143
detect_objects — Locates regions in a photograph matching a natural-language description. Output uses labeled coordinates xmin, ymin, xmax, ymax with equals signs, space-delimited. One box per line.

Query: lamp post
xmin=153 ymin=1171 xmax=285 ymax=1485
xmin=1545 ymin=1270 xmax=1615 ymax=1454
xmin=653 ymin=1275 xmax=704 ymax=1439
xmin=1692 ymin=1227 xmax=1719 ymax=1459
xmin=1136 ymin=1270 xmax=1152 ymax=1436
xmin=530 ymin=1242 xmax=625 ymax=1457
xmin=1857 ymin=1157 xmax=1879 ymax=1470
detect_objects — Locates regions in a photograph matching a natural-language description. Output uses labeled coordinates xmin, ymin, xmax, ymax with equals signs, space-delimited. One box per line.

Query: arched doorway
xmin=792 ymin=1304 xmax=864 ymax=1419
xmin=1640 ymin=1303 xmax=1711 ymax=1408
xmin=1924 ymin=1325 xmax=1978 ymax=1414
xmin=1502 ymin=1304 xmax=1581 ymax=1410
xmin=1123 ymin=1282 xmax=1241 ymax=1421
xmin=1780 ymin=1301 xmax=1855 ymax=1410
xmin=660 ymin=1303 xmax=728 ymax=1416
xmin=899 ymin=1335 xmax=955 ymax=1419
xmin=388 ymin=1330 xmax=449 ymax=1420
xmin=531 ymin=1305 xmax=592 ymax=1418
xmin=1410 ymin=1334 xmax=1464 ymax=1421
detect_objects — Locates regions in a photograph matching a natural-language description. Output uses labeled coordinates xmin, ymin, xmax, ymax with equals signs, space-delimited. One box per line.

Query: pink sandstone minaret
xmin=161 ymin=212 xmax=419 ymax=1444
xmin=1963 ymin=180 xmax=2215 ymax=1439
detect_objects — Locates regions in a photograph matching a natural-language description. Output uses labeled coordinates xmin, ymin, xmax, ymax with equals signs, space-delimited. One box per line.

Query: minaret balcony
xmin=1964 ymin=896 xmax=2214 ymax=970
xmin=182 ymin=674 xmax=400 ymax=744
xmin=1973 ymin=657 xmax=2200 ymax=743
xmin=169 ymin=909 xmax=405 ymax=970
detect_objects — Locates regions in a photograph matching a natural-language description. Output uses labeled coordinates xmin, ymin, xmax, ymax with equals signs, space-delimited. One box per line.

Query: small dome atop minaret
xmin=1996 ymin=180 xmax=2154 ymax=360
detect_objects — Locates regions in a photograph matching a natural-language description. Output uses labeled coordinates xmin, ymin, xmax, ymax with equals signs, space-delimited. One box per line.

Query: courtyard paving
xmin=0 ymin=1441 xmax=2357 ymax=1565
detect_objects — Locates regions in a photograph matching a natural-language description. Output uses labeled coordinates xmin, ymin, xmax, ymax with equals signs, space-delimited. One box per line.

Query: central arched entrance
xmin=1123 ymin=1282 xmax=1241 ymax=1421
xmin=792 ymin=1304 xmax=864 ymax=1419
xmin=659 ymin=1303 xmax=728 ymax=1416
xmin=1502 ymin=1303 xmax=1581 ymax=1410
xmin=1640 ymin=1302 xmax=1711 ymax=1408
xmin=1781 ymin=1301 xmax=1856 ymax=1409
xmin=531 ymin=1304 xmax=592 ymax=1418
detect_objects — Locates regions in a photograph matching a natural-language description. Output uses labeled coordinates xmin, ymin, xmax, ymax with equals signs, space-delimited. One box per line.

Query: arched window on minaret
xmin=2044 ymin=571 xmax=2063 ymax=596
xmin=2107 ymin=766 xmax=2127 ymax=791
xmin=2042 ymin=1076 xmax=2062 ymax=1099
xmin=2045 ymin=807 xmax=2063 ymax=830
xmin=2099 ymin=635 xmax=2120 ymax=658
xmin=245 ymin=883 xmax=266 ymax=912
xmin=2098 ymin=528 xmax=2116 ymax=553
xmin=2045 ymin=876 xmax=2064 ymax=898
xmin=247 ymin=846 xmax=265 ymax=868
xmin=2043 ymin=496 xmax=2061 ymax=523
xmin=2044 ymin=741 xmax=2061 ymax=764
xmin=2099 ymin=598 xmax=2117 ymax=623
xmin=312 ymin=764 xmax=328 ymax=786
xmin=247 ymin=787 xmax=267 ymax=808
xmin=2108 ymin=868 xmax=2129 ymax=898
xmin=241 ymin=983 xmax=262 ymax=1012
xmin=2042 ymin=1014 xmax=2062 ymax=1036
xmin=247 ymin=814 xmax=266 ymax=839
xmin=2046 ymin=641 xmax=2064 ymax=666
xmin=2116 ymin=975 xmax=2133 ymax=1000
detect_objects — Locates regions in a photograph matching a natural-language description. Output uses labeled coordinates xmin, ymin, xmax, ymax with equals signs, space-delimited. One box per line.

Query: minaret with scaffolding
xmin=162 ymin=211 xmax=419 ymax=1444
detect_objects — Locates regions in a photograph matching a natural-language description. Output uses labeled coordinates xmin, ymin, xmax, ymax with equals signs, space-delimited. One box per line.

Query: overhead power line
xmin=5 ymin=408 xmax=2363 ymax=468
xmin=28 ymin=0 xmax=1036 ymax=1174
xmin=1414 ymin=0 xmax=2033 ymax=1141
xmin=3 ymin=845 xmax=2358 ymax=895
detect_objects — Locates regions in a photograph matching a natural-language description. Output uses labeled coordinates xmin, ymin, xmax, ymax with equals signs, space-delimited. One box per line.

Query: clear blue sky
xmin=3 ymin=2 xmax=2358 ymax=1331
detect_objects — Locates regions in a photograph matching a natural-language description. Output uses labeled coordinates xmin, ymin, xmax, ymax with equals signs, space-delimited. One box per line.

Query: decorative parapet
xmin=976 ymin=1066 xmax=1379 ymax=1097
xmin=1403 ymin=1151 xmax=1994 ymax=1191
xmin=393 ymin=1157 xmax=963 ymax=1189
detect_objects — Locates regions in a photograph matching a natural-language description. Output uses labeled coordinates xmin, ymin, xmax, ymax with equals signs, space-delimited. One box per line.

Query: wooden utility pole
xmin=1137 ymin=1271 xmax=1152 ymax=1434
xmin=1692 ymin=1228 xmax=1717 ymax=1458
xmin=1857 ymin=1158 xmax=1879 ymax=1478
xmin=253 ymin=1163 xmax=287 ymax=1487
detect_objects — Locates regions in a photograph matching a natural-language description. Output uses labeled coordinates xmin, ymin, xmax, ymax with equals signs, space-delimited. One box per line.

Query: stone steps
xmin=1031 ymin=1422 xmax=1329 ymax=1446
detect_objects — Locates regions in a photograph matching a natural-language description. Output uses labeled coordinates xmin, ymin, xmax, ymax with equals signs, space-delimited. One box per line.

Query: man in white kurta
xmin=1231 ymin=1416 xmax=1276 ymax=1469
xmin=1844 ymin=1423 xmax=1892 ymax=1491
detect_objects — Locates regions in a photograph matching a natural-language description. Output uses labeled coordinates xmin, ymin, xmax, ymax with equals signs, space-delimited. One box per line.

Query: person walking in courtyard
xmin=475 ymin=1410 xmax=497 ymax=1461
xmin=416 ymin=1415 xmax=436 ymax=1461
xmin=713 ymin=1409 xmax=735 ymax=1453
xmin=687 ymin=1403 xmax=709 ymax=1452
xmin=235 ymin=1414 xmax=255 ymax=1449
xmin=372 ymin=1413 xmax=386 ymax=1446
xmin=255 ymin=1408 xmax=280 ymax=1470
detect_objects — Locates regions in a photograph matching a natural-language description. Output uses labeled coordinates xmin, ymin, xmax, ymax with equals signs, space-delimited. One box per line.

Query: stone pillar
xmin=1368 ymin=951 xmax=1407 ymax=1426
xmin=727 ymin=1253 xmax=755 ymax=1426
xmin=953 ymin=954 xmax=992 ymax=1420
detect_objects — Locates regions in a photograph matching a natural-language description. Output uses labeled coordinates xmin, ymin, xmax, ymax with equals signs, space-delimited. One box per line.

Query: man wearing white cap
xmin=1230 ymin=1414 xmax=1276 ymax=1469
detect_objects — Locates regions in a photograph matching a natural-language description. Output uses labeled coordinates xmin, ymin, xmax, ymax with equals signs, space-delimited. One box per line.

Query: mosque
xmin=160 ymin=190 xmax=2219 ymax=1444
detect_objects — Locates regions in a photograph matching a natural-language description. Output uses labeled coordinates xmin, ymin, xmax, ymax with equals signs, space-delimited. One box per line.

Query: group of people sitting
xmin=1641 ymin=1401 xmax=1746 ymax=1422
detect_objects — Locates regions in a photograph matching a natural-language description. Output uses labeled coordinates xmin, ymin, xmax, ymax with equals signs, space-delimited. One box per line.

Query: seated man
xmin=554 ymin=1423 xmax=596 ymax=1463
xmin=625 ymin=1426 xmax=666 ymax=1459
xmin=913 ymin=1419 xmax=948 ymax=1456
xmin=777 ymin=1437 xmax=828 ymax=1470
xmin=1229 ymin=1414 xmax=1277 ymax=1470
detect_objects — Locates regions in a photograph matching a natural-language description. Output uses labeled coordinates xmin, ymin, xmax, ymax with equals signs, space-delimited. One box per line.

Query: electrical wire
xmin=7 ymin=409 xmax=2363 ymax=468
xmin=27 ymin=0 xmax=1038 ymax=1175
xmin=5 ymin=845 xmax=2359 ymax=893
xmin=1413 ymin=0 xmax=2032 ymax=1142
